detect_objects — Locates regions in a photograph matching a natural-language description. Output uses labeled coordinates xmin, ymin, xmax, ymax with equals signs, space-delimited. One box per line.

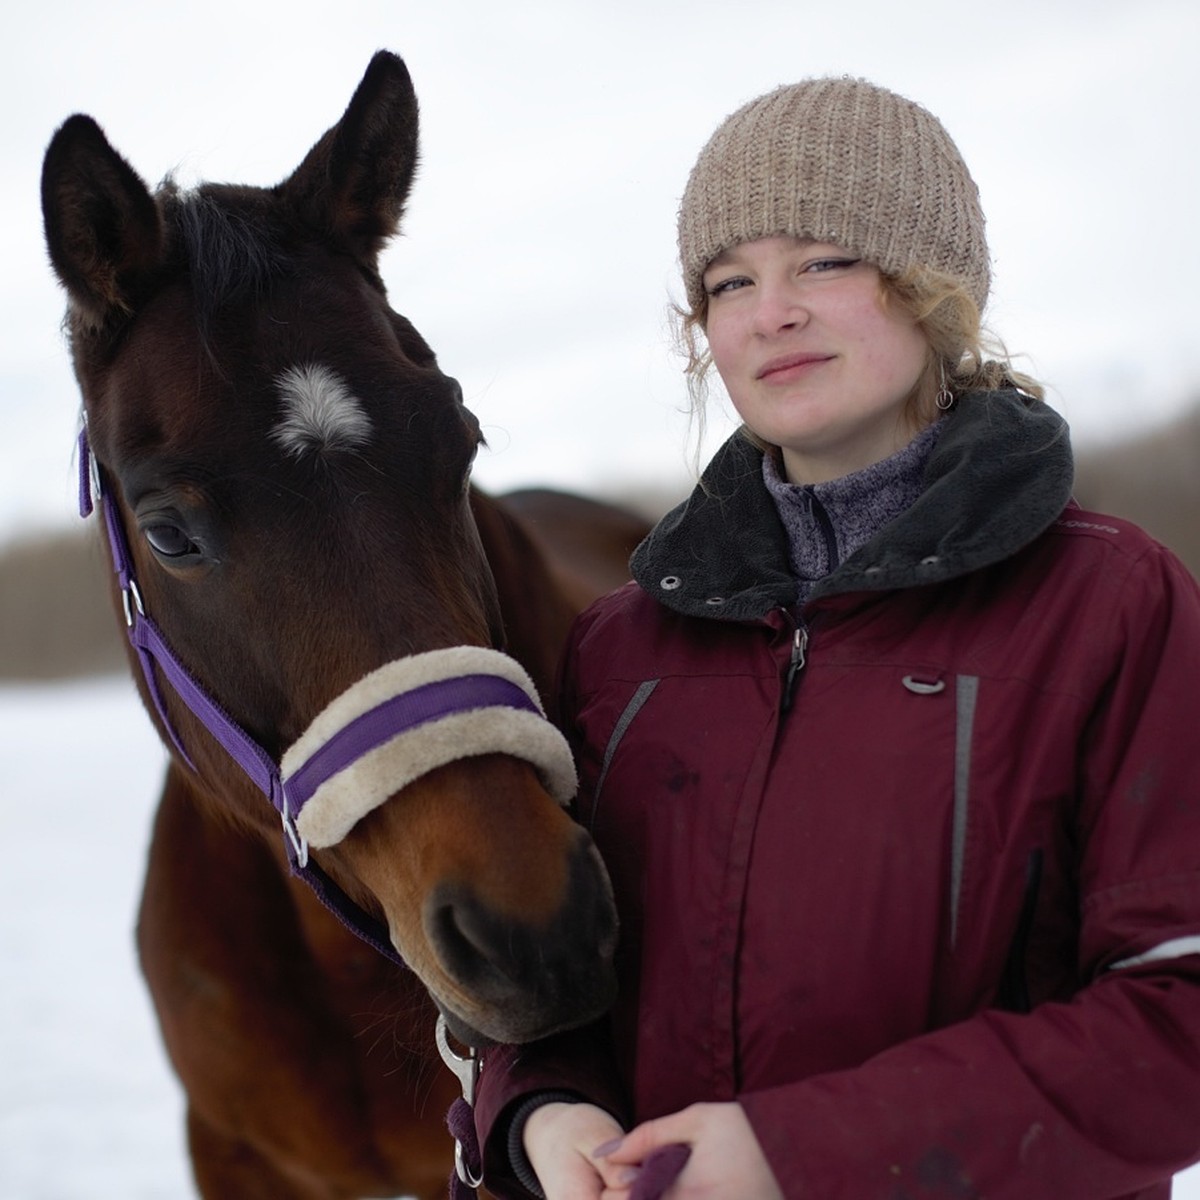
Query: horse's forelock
xmin=164 ymin=182 xmax=289 ymax=326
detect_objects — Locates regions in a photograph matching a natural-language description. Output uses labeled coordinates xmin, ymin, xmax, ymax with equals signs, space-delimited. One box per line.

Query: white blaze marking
xmin=272 ymin=364 xmax=373 ymax=458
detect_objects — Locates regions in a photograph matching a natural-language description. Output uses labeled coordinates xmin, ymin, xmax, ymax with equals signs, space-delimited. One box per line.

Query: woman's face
xmin=702 ymin=236 xmax=931 ymax=484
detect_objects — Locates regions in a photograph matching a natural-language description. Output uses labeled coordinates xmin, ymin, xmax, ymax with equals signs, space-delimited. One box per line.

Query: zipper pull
xmin=782 ymin=624 xmax=809 ymax=711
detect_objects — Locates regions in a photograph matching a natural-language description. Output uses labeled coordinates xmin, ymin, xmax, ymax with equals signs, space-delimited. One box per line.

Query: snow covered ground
xmin=1 ymin=678 xmax=188 ymax=1198
xmin=2 ymin=677 xmax=1198 ymax=1198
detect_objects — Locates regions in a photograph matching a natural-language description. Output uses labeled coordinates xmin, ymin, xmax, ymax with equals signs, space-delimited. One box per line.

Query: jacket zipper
xmin=782 ymin=620 xmax=809 ymax=712
xmin=779 ymin=490 xmax=831 ymax=713
xmin=808 ymin=490 xmax=840 ymax=572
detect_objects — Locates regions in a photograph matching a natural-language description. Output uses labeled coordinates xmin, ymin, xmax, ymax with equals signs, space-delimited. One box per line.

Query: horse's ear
xmin=41 ymin=115 xmax=165 ymax=332
xmin=281 ymin=50 xmax=420 ymax=264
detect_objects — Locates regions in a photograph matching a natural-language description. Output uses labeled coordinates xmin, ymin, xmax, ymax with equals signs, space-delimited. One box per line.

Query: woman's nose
xmin=752 ymin=283 xmax=808 ymax=336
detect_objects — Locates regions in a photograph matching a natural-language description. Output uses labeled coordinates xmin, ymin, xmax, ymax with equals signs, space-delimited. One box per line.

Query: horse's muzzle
xmin=427 ymin=832 xmax=618 ymax=1046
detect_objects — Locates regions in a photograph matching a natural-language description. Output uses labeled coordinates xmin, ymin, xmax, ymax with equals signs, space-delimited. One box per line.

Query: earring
xmin=935 ymin=362 xmax=954 ymax=411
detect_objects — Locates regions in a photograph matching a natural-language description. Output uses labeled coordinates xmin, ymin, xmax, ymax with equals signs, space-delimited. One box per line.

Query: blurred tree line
xmin=1 ymin=400 xmax=1197 ymax=681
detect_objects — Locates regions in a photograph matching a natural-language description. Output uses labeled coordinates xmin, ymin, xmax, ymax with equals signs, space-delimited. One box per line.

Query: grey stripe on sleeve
xmin=1110 ymin=936 xmax=1200 ymax=970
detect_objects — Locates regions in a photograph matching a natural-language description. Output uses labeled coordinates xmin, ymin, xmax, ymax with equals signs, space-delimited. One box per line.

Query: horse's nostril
xmin=425 ymin=839 xmax=617 ymax=990
xmin=423 ymin=839 xmax=618 ymax=1042
xmin=427 ymin=894 xmax=518 ymax=989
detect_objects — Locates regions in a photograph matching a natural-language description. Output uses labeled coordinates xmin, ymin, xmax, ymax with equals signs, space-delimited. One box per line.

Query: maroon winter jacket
xmin=476 ymin=391 xmax=1200 ymax=1199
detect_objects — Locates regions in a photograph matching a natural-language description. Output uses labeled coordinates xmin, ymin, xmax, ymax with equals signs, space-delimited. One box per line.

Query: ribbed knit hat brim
xmin=677 ymin=78 xmax=989 ymax=315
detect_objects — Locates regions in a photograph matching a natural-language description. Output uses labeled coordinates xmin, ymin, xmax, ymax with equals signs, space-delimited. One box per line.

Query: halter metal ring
xmin=454 ymin=1139 xmax=484 ymax=1190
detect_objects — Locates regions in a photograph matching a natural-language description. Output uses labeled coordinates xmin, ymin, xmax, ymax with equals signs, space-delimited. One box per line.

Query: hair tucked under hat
xmin=677 ymin=77 xmax=990 ymax=317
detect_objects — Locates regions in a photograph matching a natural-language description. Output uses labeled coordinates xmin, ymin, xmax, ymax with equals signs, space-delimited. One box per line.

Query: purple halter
xmin=76 ymin=426 xmax=568 ymax=969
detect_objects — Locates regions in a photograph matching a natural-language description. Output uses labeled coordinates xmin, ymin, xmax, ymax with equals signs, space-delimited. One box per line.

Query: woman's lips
xmin=756 ymin=352 xmax=835 ymax=381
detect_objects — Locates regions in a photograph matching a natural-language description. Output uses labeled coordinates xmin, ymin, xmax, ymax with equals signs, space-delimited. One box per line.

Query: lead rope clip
xmin=436 ymin=1014 xmax=483 ymax=1193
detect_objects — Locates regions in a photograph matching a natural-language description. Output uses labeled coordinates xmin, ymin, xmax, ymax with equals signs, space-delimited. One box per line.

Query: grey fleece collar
xmin=629 ymin=389 xmax=1075 ymax=621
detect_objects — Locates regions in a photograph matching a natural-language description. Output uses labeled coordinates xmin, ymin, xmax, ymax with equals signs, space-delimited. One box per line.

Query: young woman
xmin=473 ymin=76 xmax=1200 ymax=1199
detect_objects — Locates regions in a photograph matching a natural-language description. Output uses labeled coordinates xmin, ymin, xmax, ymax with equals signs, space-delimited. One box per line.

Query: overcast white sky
xmin=4 ymin=0 xmax=1198 ymax=542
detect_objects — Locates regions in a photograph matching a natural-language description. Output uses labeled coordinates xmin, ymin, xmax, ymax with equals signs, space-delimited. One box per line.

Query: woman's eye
xmin=143 ymin=523 xmax=199 ymax=560
xmin=805 ymin=256 xmax=861 ymax=274
xmin=707 ymin=275 xmax=751 ymax=298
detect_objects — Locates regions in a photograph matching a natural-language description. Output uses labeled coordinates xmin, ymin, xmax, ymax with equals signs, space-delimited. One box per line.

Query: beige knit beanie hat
xmin=678 ymin=77 xmax=990 ymax=316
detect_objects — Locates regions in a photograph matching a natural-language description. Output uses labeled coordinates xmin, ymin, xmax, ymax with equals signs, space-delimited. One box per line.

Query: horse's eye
xmin=143 ymin=523 xmax=199 ymax=560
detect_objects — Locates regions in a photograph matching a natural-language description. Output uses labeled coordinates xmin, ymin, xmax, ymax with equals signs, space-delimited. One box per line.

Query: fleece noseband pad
xmin=280 ymin=646 xmax=577 ymax=849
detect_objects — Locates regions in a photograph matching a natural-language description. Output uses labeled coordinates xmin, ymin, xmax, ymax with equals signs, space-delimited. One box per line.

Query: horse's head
xmin=41 ymin=51 xmax=616 ymax=1046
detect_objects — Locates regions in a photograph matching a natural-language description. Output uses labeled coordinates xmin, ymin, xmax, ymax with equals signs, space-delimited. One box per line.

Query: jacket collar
xmin=630 ymin=389 xmax=1075 ymax=621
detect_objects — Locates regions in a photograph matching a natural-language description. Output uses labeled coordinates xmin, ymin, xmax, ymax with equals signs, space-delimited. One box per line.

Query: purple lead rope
xmin=629 ymin=1145 xmax=692 ymax=1199
xmin=446 ymin=1098 xmax=481 ymax=1200
xmin=444 ymin=1093 xmax=689 ymax=1200
xmin=445 ymin=1105 xmax=688 ymax=1200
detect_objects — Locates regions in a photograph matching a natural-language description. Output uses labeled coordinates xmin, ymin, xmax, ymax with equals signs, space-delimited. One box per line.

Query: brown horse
xmin=41 ymin=51 xmax=648 ymax=1199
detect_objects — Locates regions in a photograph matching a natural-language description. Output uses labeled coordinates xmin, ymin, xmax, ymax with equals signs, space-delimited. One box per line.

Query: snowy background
xmin=4 ymin=0 xmax=1200 ymax=1195
xmin=2 ymin=679 xmax=187 ymax=1197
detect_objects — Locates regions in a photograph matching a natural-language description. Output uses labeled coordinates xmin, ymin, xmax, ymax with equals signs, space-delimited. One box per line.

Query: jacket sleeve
xmin=741 ymin=543 xmax=1200 ymax=1198
xmin=474 ymin=1021 xmax=629 ymax=1199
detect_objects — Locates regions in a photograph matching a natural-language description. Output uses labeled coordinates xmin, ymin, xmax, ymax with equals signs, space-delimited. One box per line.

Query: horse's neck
xmin=469 ymin=490 xmax=580 ymax=720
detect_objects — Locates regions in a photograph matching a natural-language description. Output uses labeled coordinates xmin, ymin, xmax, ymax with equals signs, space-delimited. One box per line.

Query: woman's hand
xmin=593 ymin=1101 xmax=783 ymax=1199
xmin=523 ymin=1100 xmax=629 ymax=1199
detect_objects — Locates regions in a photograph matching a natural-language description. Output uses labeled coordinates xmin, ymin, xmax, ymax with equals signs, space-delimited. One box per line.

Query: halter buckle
xmin=121 ymin=580 xmax=145 ymax=627
xmin=281 ymin=801 xmax=309 ymax=868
